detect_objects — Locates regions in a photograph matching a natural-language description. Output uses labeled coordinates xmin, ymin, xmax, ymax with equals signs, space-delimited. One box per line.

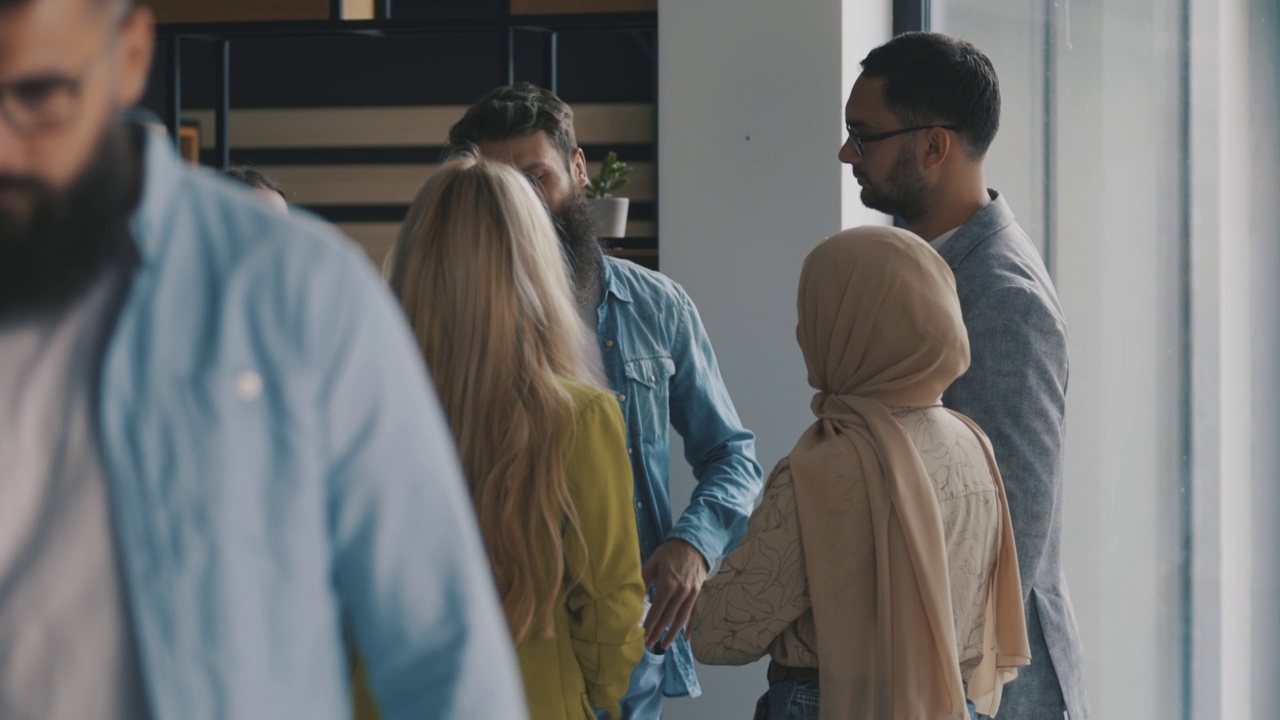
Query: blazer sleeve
xmin=563 ymin=393 xmax=647 ymax=720
xmin=944 ymin=283 xmax=1068 ymax=597
xmin=689 ymin=461 xmax=810 ymax=666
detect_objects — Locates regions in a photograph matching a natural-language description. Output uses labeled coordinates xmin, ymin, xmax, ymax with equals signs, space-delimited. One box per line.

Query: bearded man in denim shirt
xmin=0 ymin=0 xmax=526 ymax=717
xmin=451 ymin=83 xmax=764 ymax=719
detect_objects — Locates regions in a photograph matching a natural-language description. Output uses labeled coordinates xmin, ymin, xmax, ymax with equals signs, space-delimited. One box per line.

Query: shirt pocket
xmin=174 ymin=366 xmax=317 ymax=557
xmin=622 ymin=356 xmax=676 ymax=446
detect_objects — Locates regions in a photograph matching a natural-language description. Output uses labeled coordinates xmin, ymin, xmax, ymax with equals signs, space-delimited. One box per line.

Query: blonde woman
xmin=374 ymin=155 xmax=646 ymax=720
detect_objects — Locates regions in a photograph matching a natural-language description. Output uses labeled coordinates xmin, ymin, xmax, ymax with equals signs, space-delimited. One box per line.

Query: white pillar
xmin=657 ymin=1 xmax=890 ymax=718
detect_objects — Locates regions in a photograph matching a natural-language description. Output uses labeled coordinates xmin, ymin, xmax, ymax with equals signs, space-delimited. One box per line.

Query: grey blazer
xmin=938 ymin=191 xmax=1090 ymax=719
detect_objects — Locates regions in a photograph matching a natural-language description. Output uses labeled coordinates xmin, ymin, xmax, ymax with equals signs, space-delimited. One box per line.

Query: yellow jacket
xmin=354 ymin=380 xmax=645 ymax=720
xmin=517 ymin=380 xmax=645 ymax=720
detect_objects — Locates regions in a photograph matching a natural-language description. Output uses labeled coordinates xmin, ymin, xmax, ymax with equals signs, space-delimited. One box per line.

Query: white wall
xmin=657 ymin=1 xmax=890 ymax=718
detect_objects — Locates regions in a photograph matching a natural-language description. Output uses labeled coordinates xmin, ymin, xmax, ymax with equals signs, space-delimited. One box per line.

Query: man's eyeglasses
xmin=0 ymin=76 xmax=90 ymax=134
xmin=845 ymin=124 xmax=960 ymax=158
xmin=0 ymin=15 xmax=127 ymax=135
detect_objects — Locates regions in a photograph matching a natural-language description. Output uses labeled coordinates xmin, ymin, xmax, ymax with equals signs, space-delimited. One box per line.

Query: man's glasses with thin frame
xmin=845 ymin=124 xmax=961 ymax=157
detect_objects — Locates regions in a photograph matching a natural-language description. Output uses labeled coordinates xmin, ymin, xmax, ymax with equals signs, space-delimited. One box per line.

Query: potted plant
xmin=586 ymin=151 xmax=632 ymax=238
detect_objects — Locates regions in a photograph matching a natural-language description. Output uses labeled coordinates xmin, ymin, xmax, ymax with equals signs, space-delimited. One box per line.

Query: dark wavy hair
xmin=448 ymin=82 xmax=579 ymax=163
xmin=220 ymin=165 xmax=288 ymax=200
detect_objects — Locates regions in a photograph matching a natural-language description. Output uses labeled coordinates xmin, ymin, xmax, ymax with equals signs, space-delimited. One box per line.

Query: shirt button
xmin=650 ymin=375 xmax=656 ymax=382
xmin=605 ymin=339 xmax=615 ymax=348
xmin=618 ymin=393 xmax=627 ymax=403
xmin=236 ymin=371 xmax=263 ymax=401
xmin=637 ymin=501 xmax=644 ymax=510
xmin=628 ymin=447 xmax=633 ymax=455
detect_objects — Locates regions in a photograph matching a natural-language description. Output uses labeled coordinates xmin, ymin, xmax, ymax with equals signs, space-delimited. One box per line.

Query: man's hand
xmin=642 ymin=538 xmax=710 ymax=650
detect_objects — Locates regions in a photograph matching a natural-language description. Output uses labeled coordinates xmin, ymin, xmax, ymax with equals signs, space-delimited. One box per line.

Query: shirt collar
xmin=929 ymin=226 xmax=963 ymax=251
xmin=127 ymin=125 xmax=186 ymax=267
xmin=601 ymin=255 xmax=633 ymax=304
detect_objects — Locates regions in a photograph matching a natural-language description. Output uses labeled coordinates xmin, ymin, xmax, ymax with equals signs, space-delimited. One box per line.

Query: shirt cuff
xmin=666 ymin=514 xmax=724 ymax=570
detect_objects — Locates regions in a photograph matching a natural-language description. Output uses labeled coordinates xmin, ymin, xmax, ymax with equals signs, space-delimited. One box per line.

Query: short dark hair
xmin=220 ymin=165 xmax=288 ymax=200
xmin=860 ymin=32 xmax=1001 ymax=157
xmin=448 ymin=82 xmax=578 ymax=161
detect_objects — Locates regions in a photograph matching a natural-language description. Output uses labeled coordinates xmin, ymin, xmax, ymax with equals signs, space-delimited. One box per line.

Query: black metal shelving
xmin=155 ymin=11 xmax=658 ymax=169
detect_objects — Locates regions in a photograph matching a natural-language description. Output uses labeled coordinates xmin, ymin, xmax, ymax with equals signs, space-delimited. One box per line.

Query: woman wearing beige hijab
xmin=690 ymin=226 xmax=1030 ymax=720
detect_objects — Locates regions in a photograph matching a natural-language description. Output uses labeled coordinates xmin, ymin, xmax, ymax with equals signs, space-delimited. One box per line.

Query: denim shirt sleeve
xmin=316 ymin=252 xmax=528 ymax=720
xmin=665 ymin=286 xmax=764 ymax=568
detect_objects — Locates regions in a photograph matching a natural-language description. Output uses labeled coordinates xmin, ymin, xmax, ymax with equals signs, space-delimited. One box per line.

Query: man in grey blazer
xmin=839 ymin=33 xmax=1090 ymax=719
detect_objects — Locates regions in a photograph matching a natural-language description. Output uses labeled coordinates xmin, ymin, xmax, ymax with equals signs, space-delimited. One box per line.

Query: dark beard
xmin=550 ymin=189 xmax=604 ymax=310
xmin=0 ymin=121 xmax=139 ymax=315
xmin=860 ymin=141 xmax=930 ymax=223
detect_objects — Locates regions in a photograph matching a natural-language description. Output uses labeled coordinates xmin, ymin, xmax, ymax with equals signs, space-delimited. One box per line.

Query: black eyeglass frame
xmin=846 ymin=124 xmax=961 ymax=157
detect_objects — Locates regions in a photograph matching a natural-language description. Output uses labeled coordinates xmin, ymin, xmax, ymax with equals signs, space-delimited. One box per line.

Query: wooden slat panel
xmin=258 ymin=162 xmax=655 ymax=205
xmin=338 ymin=221 xmax=656 ymax=260
xmin=607 ymin=247 xmax=658 ymax=272
xmin=572 ymin=104 xmax=654 ymax=145
xmin=342 ymin=0 xmax=375 ymax=20
xmin=608 ymin=248 xmax=658 ymax=259
xmin=511 ymin=0 xmax=657 ymax=14
xmin=187 ymin=104 xmax=655 ymax=150
xmin=624 ymin=220 xmax=655 ymax=237
xmin=338 ymin=222 xmax=400 ymax=268
xmin=261 ymin=165 xmax=435 ymax=205
xmin=147 ymin=0 xmax=330 ymax=23
xmin=583 ymin=162 xmax=655 ymax=201
xmin=178 ymin=127 xmax=200 ymax=164
xmin=189 ymin=108 xmax=462 ymax=149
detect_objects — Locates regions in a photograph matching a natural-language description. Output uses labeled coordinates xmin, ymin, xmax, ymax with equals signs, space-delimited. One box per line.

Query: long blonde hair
xmin=386 ymin=154 xmax=595 ymax=643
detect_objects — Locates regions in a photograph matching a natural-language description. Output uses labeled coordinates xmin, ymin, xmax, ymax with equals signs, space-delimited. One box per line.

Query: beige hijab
xmin=789 ymin=227 xmax=1030 ymax=720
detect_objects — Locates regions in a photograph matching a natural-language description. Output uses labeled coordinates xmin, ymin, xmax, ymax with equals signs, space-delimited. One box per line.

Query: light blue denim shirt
xmin=97 ymin=129 xmax=526 ymax=719
xmin=596 ymin=257 xmax=764 ymax=697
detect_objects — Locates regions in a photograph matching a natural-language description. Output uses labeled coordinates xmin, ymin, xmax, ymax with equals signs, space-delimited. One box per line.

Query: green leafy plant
xmin=585 ymin=151 xmax=633 ymax=199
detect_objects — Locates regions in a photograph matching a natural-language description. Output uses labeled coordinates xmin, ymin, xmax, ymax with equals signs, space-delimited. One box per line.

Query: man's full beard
xmin=859 ymin=140 xmax=930 ymax=224
xmin=550 ymin=188 xmax=604 ymax=311
xmin=0 ymin=121 xmax=139 ymax=315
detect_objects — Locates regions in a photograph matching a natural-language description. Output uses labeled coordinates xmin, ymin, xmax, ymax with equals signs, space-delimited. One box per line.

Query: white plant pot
xmin=588 ymin=197 xmax=630 ymax=238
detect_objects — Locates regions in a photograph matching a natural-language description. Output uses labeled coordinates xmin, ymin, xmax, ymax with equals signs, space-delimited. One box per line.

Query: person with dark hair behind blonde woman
xmin=219 ymin=164 xmax=289 ymax=215
xmin=373 ymin=154 xmax=646 ymax=720
xmin=691 ymin=227 xmax=1030 ymax=720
